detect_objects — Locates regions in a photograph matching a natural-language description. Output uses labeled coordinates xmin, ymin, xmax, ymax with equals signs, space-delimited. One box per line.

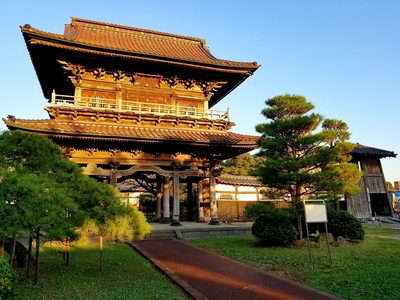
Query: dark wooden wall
xmin=346 ymin=178 xmax=371 ymax=219
xmin=347 ymin=156 xmax=392 ymax=219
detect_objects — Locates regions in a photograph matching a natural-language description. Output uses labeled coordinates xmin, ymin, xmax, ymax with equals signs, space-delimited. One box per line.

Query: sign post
xmin=303 ymin=200 xmax=332 ymax=268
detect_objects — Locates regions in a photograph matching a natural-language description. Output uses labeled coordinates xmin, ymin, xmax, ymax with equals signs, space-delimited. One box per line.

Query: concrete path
xmin=132 ymin=239 xmax=343 ymax=300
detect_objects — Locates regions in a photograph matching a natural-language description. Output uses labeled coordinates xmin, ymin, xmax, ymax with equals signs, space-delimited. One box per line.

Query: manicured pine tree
xmin=255 ymin=94 xmax=362 ymax=239
xmin=0 ymin=130 xmax=84 ymax=283
xmin=0 ymin=130 xmax=152 ymax=278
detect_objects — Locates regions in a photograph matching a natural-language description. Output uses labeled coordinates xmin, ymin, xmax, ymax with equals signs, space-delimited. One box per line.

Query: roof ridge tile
xmin=21 ymin=18 xmax=260 ymax=70
xmin=70 ymin=16 xmax=206 ymax=44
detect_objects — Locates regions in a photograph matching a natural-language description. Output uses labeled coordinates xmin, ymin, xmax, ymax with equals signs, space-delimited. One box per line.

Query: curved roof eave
xmin=351 ymin=143 xmax=397 ymax=159
xmin=21 ymin=25 xmax=260 ymax=73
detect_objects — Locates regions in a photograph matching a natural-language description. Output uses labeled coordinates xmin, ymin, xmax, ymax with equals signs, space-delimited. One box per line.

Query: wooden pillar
xmin=74 ymin=84 xmax=81 ymax=106
xmin=197 ymin=180 xmax=205 ymax=222
xmin=116 ymin=84 xmax=122 ymax=112
xmin=187 ymin=181 xmax=194 ymax=221
xmin=156 ymin=177 xmax=162 ymax=221
xmin=171 ymin=170 xmax=181 ymax=226
xmin=209 ymin=168 xmax=220 ymax=225
xmin=109 ymin=169 xmax=118 ymax=187
xmin=109 ymin=160 xmax=119 ymax=187
xmin=51 ymin=90 xmax=56 ymax=106
xmin=161 ymin=176 xmax=171 ymax=224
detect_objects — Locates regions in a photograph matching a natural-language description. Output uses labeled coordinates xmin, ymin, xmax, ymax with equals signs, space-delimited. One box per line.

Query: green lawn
xmin=12 ymin=226 xmax=400 ymax=300
xmin=15 ymin=244 xmax=191 ymax=300
xmin=187 ymin=226 xmax=400 ymax=300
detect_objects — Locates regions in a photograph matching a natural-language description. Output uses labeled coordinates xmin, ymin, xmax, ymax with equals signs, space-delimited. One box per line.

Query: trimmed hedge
xmin=248 ymin=203 xmax=364 ymax=243
xmin=244 ymin=202 xmax=278 ymax=219
xmin=327 ymin=210 xmax=364 ymax=241
xmin=251 ymin=207 xmax=297 ymax=246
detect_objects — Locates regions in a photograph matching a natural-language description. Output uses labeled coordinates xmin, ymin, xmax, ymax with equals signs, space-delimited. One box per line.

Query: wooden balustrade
xmin=50 ymin=91 xmax=230 ymax=120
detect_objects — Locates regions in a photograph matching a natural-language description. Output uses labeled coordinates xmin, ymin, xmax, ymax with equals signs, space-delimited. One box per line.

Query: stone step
xmin=144 ymin=230 xmax=177 ymax=240
xmin=143 ymin=226 xmax=251 ymax=240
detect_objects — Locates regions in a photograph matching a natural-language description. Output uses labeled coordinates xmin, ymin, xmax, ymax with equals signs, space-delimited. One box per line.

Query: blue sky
xmin=1 ymin=1 xmax=399 ymax=184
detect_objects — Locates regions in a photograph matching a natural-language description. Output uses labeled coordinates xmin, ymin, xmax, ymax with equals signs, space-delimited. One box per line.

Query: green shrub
xmin=251 ymin=208 xmax=297 ymax=246
xmin=0 ymin=257 xmax=18 ymax=299
xmin=131 ymin=206 xmax=152 ymax=240
xmin=139 ymin=193 xmax=156 ymax=207
xmin=327 ymin=210 xmax=364 ymax=241
xmin=245 ymin=203 xmax=295 ymax=218
xmin=244 ymin=202 xmax=277 ymax=219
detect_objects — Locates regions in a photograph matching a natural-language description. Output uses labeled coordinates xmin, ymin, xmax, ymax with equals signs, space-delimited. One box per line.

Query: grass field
xmin=11 ymin=225 xmax=400 ymax=300
xmin=15 ymin=243 xmax=191 ymax=300
xmin=187 ymin=225 xmax=400 ymax=300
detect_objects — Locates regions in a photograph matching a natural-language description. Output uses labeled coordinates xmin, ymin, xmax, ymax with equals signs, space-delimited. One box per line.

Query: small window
xmin=218 ymin=194 xmax=234 ymax=201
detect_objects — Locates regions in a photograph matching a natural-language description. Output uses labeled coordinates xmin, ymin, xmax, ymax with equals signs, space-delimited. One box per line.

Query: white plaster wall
xmin=216 ymin=183 xmax=260 ymax=202
xmin=237 ymin=186 xmax=257 ymax=192
xmin=236 ymin=194 xmax=258 ymax=201
xmin=216 ymin=184 xmax=236 ymax=192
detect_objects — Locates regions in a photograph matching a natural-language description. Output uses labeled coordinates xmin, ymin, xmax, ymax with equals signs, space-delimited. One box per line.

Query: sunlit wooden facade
xmin=3 ymin=17 xmax=260 ymax=225
xmin=346 ymin=144 xmax=397 ymax=219
xmin=215 ymin=175 xmax=288 ymax=222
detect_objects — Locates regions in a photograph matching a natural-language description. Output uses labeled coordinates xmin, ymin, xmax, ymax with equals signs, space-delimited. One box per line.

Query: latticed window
xmin=185 ymin=105 xmax=195 ymax=116
xmin=90 ymin=96 xmax=106 ymax=108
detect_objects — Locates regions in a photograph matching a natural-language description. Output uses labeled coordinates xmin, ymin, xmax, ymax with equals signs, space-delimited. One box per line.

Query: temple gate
xmin=4 ymin=17 xmax=260 ymax=225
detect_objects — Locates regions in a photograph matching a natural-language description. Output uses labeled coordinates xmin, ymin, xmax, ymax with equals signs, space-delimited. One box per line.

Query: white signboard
xmin=303 ymin=200 xmax=332 ymax=268
xmin=304 ymin=200 xmax=327 ymax=223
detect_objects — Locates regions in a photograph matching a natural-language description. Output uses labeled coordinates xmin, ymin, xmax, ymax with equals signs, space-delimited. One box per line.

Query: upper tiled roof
xmin=3 ymin=117 xmax=259 ymax=147
xmin=217 ymin=175 xmax=265 ymax=187
xmin=351 ymin=143 xmax=397 ymax=158
xmin=21 ymin=17 xmax=259 ymax=70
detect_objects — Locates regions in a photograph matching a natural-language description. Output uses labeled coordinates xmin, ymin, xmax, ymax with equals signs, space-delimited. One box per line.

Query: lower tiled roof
xmin=3 ymin=118 xmax=259 ymax=147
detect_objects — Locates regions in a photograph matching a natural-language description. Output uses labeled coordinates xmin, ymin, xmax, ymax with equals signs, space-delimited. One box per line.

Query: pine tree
xmin=255 ymin=94 xmax=362 ymax=238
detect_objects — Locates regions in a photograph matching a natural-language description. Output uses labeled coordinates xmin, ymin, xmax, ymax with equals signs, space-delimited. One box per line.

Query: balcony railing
xmin=51 ymin=92 xmax=230 ymax=121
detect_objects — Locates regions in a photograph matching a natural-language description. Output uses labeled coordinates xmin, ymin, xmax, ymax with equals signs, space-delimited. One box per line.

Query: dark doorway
xmin=370 ymin=193 xmax=392 ymax=216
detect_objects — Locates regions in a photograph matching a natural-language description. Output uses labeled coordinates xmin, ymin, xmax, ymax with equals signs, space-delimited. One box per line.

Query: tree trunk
xmin=99 ymin=235 xmax=103 ymax=272
xmin=9 ymin=233 xmax=16 ymax=266
xmin=26 ymin=236 xmax=32 ymax=278
xmin=297 ymin=214 xmax=303 ymax=240
xmin=294 ymin=196 xmax=303 ymax=240
xmin=335 ymin=201 xmax=340 ymax=211
xmin=35 ymin=230 xmax=40 ymax=285
xmin=66 ymin=238 xmax=70 ymax=266
xmin=0 ymin=240 xmax=4 ymax=258
xmin=66 ymin=250 xmax=70 ymax=266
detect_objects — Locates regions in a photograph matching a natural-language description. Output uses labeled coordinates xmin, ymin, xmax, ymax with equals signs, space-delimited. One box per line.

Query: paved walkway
xmin=132 ymin=239 xmax=343 ymax=300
